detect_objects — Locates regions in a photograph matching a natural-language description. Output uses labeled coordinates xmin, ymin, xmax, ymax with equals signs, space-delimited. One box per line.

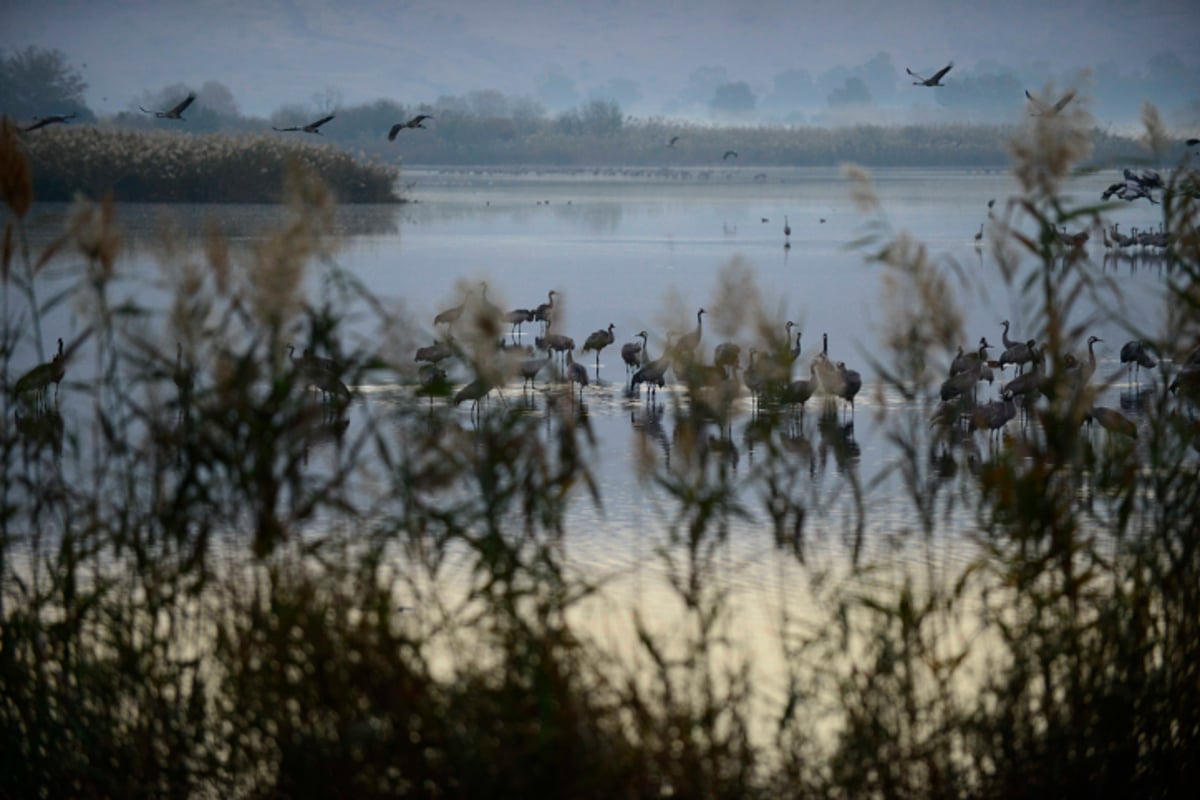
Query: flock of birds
xmin=13 ymin=75 xmax=1200 ymax=460
xmin=411 ymin=282 xmax=867 ymax=429
xmin=928 ymin=321 xmax=1200 ymax=445
xmin=400 ymin=271 xmax=1200 ymax=461
xmin=22 ymin=90 xmax=435 ymax=142
xmin=904 ymin=63 xmax=1079 ymax=118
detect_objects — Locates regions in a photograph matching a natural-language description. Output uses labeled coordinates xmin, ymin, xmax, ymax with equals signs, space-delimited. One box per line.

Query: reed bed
xmin=1 ymin=104 xmax=1199 ymax=800
xmin=17 ymin=124 xmax=401 ymax=203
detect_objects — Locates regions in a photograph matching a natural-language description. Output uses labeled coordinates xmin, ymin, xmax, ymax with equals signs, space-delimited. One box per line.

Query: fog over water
xmin=4 ymin=1 xmax=1197 ymax=129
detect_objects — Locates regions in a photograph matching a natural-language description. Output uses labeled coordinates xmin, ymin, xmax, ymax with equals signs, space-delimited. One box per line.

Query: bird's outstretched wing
xmin=930 ymin=63 xmax=953 ymax=84
xmin=28 ymin=113 xmax=76 ymax=131
xmin=1026 ymin=89 xmax=1074 ymax=115
xmin=906 ymin=67 xmax=927 ymax=83
xmin=304 ymin=114 xmax=335 ymax=132
xmin=1051 ymin=90 xmax=1076 ymax=113
xmin=405 ymin=114 xmax=433 ymax=128
xmin=388 ymin=123 xmax=404 ymax=141
xmin=169 ymin=93 xmax=196 ymax=116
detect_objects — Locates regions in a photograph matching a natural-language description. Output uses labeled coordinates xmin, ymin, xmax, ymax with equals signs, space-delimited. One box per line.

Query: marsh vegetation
xmin=2 ymin=96 xmax=1200 ymax=800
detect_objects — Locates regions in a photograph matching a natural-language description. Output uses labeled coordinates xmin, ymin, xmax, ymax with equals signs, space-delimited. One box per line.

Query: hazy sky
xmin=3 ymin=0 xmax=1198 ymax=117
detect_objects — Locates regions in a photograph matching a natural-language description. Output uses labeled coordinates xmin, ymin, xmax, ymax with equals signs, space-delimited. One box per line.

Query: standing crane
xmin=581 ymin=323 xmax=616 ymax=371
xmin=14 ymin=337 xmax=66 ymax=407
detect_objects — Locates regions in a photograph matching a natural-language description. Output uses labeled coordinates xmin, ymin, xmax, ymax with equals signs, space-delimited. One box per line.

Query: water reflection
xmin=13 ymin=403 xmax=64 ymax=461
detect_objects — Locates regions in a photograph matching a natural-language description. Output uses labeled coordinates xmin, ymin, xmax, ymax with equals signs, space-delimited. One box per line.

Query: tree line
xmin=3 ymin=46 xmax=1192 ymax=170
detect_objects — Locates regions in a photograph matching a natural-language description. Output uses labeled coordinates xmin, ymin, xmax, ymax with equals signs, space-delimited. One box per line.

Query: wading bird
xmin=951 ymin=338 xmax=992 ymax=377
xmin=14 ymin=337 xmax=66 ymax=405
xmin=519 ymin=354 xmax=550 ymax=391
xmin=581 ymin=323 xmax=616 ymax=370
xmin=565 ymin=350 xmax=588 ymax=400
xmin=622 ymin=330 xmax=648 ymax=376
xmin=835 ymin=361 xmax=863 ymax=417
xmin=141 ymin=93 xmax=196 ymax=119
xmin=782 ymin=363 xmax=816 ymax=416
xmin=24 ymin=113 xmax=76 ymax=132
xmin=388 ymin=114 xmax=433 ymax=140
xmin=533 ymin=290 xmax=557 ymax=329
xmin=999 ymin=321 xmax=1034 ymax=373
xmin=272 ymin=114 xmax=335 ymax=134
xmin=415 ymin=339 xmax=454 ymax=365
xmin=713 ymin=341 xmax=741 ymax=379
xmin=632 ymin=336 xmax=672 ymax=400
xmin=907 ymin=63 xmax=953 ymax=87
xmin=1024 ymin=88 xmax=1076 ymax=116
xmin=504 ymin=307 xmax=535 ymax=340
xmin=1119 ymin=340 xmax=1157 ymax=381
xmin=972 ymin=391 xmax=1017 ymax=441
xmin=416 ymin=364 xmax=450 ymax=406
xmin=672 ymin=308 xmax=706 ymax=357
xmin=1087 ymin=405 xmax=1137 ymax=440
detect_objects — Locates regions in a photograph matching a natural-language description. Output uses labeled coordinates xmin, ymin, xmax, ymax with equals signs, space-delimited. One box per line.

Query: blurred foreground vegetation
xmin=2 ymin=95 xmax=1200 ymax=800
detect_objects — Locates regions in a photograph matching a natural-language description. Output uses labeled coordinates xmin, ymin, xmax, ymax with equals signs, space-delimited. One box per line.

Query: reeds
xmin=2 ymin=99 xmax=1199 ymax=799
xmin=18 ymin=124 xmax=401 ymax=203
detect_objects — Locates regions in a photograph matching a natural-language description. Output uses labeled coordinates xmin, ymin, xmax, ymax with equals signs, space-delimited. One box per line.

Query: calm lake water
xmin=10 ymin=166 xmax=1182 ymax=717
xmin=14 ymin=166 xmax=1177 ymax=540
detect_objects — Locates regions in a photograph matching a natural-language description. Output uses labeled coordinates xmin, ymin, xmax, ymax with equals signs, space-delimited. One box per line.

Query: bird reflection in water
xmin=631 ymin=402 xmax=670 ymax=469
xmin=817 ymin=409 xmax=860 ymax=475
xmin=14 ymin=404 xmax=64 ymax=461
xmin=779 ymin=413 xmax=816 ymax=478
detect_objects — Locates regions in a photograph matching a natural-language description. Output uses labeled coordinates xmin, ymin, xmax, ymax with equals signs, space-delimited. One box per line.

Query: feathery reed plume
xmin=65 ymin=191 xmax=121 ymax=283
xmin=842 ymin=163 xmax=880 ymax=214
xmin=1008 ymin=82 xmax=1093 ymax=199
xmin=0 ymin=117 xmax=33 ymax=219
xmin=1139 ymin=101 xmax=1170 ymax=161
xmin=204 ymin=216 xmax=232 ymax=296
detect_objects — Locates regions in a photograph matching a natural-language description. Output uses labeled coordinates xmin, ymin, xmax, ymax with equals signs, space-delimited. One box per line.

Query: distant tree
xmin=556 ymin=99 xmax=622 ymax=136
xmin=509 ymin=96 xmax=547 ymax=130
xmin=709 ymin=82 xmax=756 ymax=116
xmin=827 ymin=77 xmax=871 ymax=107
xmin=329 ymin=98 xmax=404 ymax=138
xmin=0 ymin=46 xmax=92 ymax=122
